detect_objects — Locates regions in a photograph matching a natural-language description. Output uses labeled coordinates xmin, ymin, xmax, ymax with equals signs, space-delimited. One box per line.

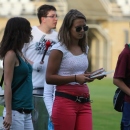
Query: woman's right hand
xmin=3 ymin=114 xmax=12 ymax=130
xmin=76 ymin=74 xmax=94 ymax=84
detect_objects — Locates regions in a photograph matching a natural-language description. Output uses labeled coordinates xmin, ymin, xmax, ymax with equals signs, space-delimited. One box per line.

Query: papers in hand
xmin=88 ymin=68 xmax=114 ymax=79
xmin=90 ymin=70 xmax=114 ymax=79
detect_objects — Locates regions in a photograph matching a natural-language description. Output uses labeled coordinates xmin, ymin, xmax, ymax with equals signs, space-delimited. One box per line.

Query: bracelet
xmin=75 ymin=75 xmax=77 ymax=82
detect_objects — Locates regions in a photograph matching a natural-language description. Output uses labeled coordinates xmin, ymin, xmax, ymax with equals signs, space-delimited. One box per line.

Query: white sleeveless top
xmin=51 ymin=42 xmax=89 ymax=84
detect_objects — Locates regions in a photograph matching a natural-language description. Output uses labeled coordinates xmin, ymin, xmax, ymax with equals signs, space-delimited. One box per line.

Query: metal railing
xmin=0 ymin=0 xmax=68 ymax=19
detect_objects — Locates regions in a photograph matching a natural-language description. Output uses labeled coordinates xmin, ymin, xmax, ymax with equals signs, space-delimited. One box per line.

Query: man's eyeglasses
xmin=75 ymin=26 xmax=89 ymax=32
xmin=46 ymin=15 xmax=58 ymax=18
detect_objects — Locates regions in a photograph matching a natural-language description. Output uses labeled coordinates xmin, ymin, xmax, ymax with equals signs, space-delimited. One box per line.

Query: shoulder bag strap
xmin=11 ymin=53 xmax=28 ymax=94
xmin=2 ymin=53 xmax=28 ymax=94
xmin=0 ymin=71 xmax=27 ymax=94
xmin=0 ymin=72 xmax=4 ymax=87
xmin=0 ymin=59 xmax=4 ymax=87
xmin=0 ymin=59 xmax=4 ymax=88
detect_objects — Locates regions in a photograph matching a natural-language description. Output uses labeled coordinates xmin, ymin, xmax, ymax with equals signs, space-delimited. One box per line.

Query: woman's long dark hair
xmin=58 ymin=9 xmax=88 ymax=53
xmin=0 ymin=17 xmax=32 ymax=58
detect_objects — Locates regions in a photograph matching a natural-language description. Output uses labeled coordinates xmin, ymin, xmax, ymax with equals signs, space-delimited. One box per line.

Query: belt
xmin=55 ymin=91 xmax=90 ymax=103
xmin=14 ymin=108 xmax=32 ymax=114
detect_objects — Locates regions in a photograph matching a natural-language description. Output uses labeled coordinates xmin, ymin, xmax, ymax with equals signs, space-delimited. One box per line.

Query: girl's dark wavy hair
xmin=0 ymin=17 xmax=32 ymax=58
xmin=58 ymin=9 xmax=88 ymax=53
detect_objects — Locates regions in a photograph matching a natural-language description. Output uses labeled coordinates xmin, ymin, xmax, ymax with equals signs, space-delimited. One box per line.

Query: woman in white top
xmin=46 ymin=9 xmax=105 ymax=130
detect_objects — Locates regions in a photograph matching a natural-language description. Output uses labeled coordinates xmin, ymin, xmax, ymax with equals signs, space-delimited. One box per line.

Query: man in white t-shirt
xmin=22 ymin=4 xmax=58 ymax=130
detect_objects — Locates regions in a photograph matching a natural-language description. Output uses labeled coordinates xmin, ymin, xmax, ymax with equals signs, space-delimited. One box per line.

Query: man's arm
xmin=43 ymin=82 xmax=55 ymax=117
xmin=22 ymin=43 xmax=44 ymax=71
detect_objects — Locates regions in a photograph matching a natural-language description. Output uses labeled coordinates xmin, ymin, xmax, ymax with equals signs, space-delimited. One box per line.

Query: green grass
xmin=89 ymin=78 xmax=122 ymax=130
xmin=0 ymin=106 xmax=3 ymax=116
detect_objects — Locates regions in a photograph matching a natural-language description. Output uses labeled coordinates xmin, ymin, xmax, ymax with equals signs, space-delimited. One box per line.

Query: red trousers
xmin=52 ymin=84 xmax=92 ymax=130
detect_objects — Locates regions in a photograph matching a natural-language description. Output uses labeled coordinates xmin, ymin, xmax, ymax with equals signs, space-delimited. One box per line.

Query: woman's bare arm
xmin=3 ymin=50 xmax=16 ymax=129
xmin=46 ymin=50 xmax=93 ymax=85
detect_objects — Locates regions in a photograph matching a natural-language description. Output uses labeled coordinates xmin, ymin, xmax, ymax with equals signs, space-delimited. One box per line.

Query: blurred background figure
xmin=22 ymin=4 xmax=58 ymax=130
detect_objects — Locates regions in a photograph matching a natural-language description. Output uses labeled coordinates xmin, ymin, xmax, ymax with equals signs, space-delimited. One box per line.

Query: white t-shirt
xmin=43 ymin=42 xmax=89 ymax=116
xmin=51 ymin=42 xmax=89 ymax=85
xmin=22 ymin=26 xmax=58 ymax=88
xmin=44 ymin=42 xmax=89 ymax=117
xmin=22 ymin=26 xmax=58 ymax=117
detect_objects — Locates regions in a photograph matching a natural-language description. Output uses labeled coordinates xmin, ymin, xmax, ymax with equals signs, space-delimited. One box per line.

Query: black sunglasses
xmin=75 ymin=26 xmax=89 ymax=32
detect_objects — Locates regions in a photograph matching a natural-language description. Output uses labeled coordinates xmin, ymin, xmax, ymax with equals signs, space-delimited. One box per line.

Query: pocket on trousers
xmin=12 ymin=110 xmax=23 ymax=118
xmin=121 ymin=121 xmax=130 ymax=130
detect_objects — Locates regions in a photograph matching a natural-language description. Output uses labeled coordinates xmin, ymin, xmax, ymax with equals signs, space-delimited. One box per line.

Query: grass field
xmin=89 ymin=77 xmax=122 ymax=130
xmin=0 ymin=78 xmax=122 ymax=129
xmin=0 ymin=106 xmax=3 ymax=117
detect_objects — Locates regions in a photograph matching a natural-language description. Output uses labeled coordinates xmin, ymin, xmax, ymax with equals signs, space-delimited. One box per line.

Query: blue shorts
xmin=121 ymin=102 xmax=130 ymax=130
xmin=48 ymin=118 xmax=54 ymax=130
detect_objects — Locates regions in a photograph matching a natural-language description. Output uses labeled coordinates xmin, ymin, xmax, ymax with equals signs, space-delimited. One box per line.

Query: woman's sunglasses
xmin=75 ymin=26 xmax=89 ymax=32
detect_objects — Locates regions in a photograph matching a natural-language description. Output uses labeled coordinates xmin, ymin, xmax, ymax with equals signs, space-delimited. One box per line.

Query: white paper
xmin=90 ymin=68 xmax=105 ymax=77
xmin=90 ymin=70 xmax=114 ymax=78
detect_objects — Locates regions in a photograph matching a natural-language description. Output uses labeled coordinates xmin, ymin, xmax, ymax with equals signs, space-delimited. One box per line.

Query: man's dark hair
xmin=37 ymin=4 xmax=56 ymax=23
